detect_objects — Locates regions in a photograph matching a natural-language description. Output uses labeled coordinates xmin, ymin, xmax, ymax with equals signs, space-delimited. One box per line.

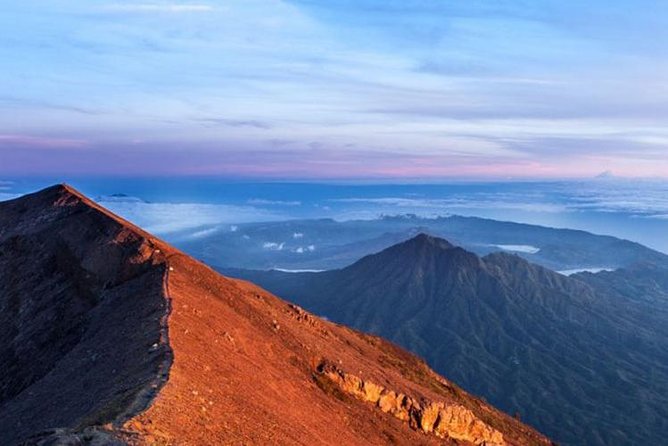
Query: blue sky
xmin=1 ymin=1 xmax=667 ymax=178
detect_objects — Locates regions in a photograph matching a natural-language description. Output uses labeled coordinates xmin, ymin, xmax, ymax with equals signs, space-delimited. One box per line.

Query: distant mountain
xmin=96 ymin=193 xmax=149 ymax=203
xmin=225 ymin=233 xmax=668 ymax=446
xmin=0 ymin=187 xmax=551 ymax=445
xmin=594 ymin=170 xmax=616 ymax=179
xmin=180 ymin=214 xmax=667 ymax=272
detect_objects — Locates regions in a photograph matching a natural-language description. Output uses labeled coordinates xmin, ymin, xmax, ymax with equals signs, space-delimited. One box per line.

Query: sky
xmin=1 ymin=1 xmax=668 ymax=179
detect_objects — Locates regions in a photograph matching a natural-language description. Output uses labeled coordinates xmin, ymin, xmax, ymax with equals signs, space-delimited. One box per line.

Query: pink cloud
xmin=0 ymin=138 xmax=666 ymax=179
xmin=0 ymin=134 xmax=89 ymax=149
xmin=174 ymin=151 xmax=559 ymax=179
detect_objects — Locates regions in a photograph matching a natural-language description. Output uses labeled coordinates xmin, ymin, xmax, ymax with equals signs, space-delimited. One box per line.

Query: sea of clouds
xmin=97 ymin=197 xmax=288 ymax=235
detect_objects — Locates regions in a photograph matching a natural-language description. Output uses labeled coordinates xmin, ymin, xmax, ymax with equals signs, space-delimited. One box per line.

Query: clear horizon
xmin=2 ymin=1 xmax=668 ymax=179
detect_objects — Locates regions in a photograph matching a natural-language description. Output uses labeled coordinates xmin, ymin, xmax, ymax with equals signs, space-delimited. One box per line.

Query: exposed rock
xmin=317 ymin=360 xmax=505 ymax=445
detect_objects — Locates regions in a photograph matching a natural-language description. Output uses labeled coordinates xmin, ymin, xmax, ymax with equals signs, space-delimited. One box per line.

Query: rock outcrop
xmin=317 ymin=360 xmax=505 ymax=445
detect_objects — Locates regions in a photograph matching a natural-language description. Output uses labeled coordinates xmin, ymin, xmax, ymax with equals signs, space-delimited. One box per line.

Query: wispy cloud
xmin=332 ymin=197 xmax=566 ymax=213
xmin=0 ymin=96 xmax=103 ymax=116
xmin=263 ymin=241 xmax=285 ymax=251
xmin=186 ymin=227 xmax=218 ymax=239
xmin=2 ymin=1 xmax=668 ymax=178
xmin=196 ymin=118 xmax=272 ymax=129
xmin=248 ymin=198 xmax=302 ymax=206
xmin=494 ymin=245 xmax=541 ymax=254
xmin=0 ymin=134 xmax=88 ymax=149
xmin=102 ymin=4 xmax=214 ymax=13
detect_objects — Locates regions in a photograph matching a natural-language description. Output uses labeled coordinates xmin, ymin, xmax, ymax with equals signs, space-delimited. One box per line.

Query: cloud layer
xmin=99 ymin=199 xmax=285 ymax=234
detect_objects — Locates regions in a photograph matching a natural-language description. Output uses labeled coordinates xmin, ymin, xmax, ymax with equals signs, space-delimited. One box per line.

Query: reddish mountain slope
xmin=0 ymin=185 xmax=552 ymax=445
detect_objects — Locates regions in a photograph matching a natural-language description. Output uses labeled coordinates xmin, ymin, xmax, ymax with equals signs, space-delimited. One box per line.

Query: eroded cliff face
xmin=317 ymin=360 xmax=505 ymax=445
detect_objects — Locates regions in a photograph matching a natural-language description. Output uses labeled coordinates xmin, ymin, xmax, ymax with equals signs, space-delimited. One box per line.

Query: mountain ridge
xmin=181 ymin=212 xmax=668 ymax=272
xmin=0 ymin=185 xmax=552 ymax=445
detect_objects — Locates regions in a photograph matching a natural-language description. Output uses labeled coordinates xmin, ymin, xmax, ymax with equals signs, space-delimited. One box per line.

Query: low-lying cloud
xmin=248 ymin=199 xmax=302 ymax=206
xmin=263 ymin=242 xmax=285 ymax=251
xmin=294 ymin=245 xmax=315 ymax=253
xmin=99 ymin=199 xmax=285 ymax=235
xmin=332 ymin=197 xmax=566 ymax=214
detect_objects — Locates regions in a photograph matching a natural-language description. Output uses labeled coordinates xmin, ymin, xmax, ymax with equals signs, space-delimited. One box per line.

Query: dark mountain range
xmin=0 ymin=186 xmax=552 ymax=445
xmin=178 ymin=214 xmax=668 ymax=273
xmin=225 ymin=233 xmax=668 ymax=446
